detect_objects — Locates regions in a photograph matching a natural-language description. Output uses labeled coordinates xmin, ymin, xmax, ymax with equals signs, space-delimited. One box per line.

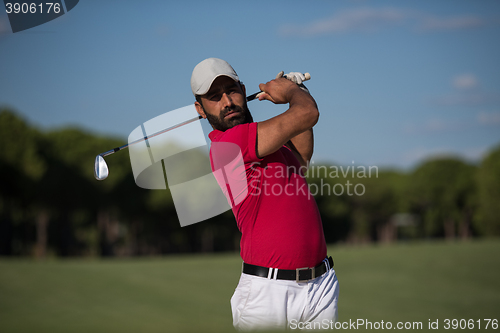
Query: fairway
xmin=1 ymin=240 xmax=499 ymax=332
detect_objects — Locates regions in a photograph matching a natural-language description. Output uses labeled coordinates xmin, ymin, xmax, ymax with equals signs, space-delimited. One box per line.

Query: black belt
xmin=242 ymin=256 xmax=334 ymax=283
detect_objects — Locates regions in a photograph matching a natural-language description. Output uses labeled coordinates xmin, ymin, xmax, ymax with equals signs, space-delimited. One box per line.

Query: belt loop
xmin=273 ymin=268 xmax=278 ymax=280
xmin=324 ymin=257 xmax=330 ymax=271
xmin=267 ymin=267 xmax=274 ymax=279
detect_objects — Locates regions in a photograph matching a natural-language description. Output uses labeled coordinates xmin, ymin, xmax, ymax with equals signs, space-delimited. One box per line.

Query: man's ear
xmin=195 ymin=101 xmax=206 ymax=118
xmin=240 ymin=82 xmax=246 ymax=96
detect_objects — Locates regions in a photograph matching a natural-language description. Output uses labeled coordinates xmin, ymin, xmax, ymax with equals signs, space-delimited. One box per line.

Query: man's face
xmin=195 ymin=76 xmax=253 ymax=131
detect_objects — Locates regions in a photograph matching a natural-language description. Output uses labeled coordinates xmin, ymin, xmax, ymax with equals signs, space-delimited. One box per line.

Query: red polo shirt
xmin=209 ymin=122 xmax=327 ymax=270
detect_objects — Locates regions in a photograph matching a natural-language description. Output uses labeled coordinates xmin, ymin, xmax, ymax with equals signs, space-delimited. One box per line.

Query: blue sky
xmin=1 ymin=0 xmax=499 ymax=170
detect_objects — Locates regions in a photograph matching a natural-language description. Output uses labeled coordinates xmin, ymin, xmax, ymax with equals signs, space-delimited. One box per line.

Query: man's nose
xmin=220 ymin=92 xmax=233 ymax=108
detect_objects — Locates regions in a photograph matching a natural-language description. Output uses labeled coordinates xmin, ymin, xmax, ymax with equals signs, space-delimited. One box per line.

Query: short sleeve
xmin=214 ymin=123 xmax=262 ymax=164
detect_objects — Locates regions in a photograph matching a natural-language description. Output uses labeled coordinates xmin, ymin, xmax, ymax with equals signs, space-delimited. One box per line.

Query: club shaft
xmin=98 ymin=73 xmax=310 ymax=157
xmin=99 ymin=91 xmax=263 ymax=157
xmin=99 ymin=115 xmax=203 ymax=157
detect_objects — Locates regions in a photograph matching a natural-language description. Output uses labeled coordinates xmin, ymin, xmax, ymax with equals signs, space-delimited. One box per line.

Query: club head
xmin=94 ymin=155 xmax=109 ymax=180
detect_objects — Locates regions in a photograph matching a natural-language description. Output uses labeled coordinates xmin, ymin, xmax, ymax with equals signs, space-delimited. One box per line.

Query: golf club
xmin=94 ymin=73 xmax=311 ymax=180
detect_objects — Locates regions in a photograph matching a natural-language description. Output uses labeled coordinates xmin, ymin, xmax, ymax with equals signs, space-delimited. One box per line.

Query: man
xmin=191 ymin=58 xmax=339 ymax=330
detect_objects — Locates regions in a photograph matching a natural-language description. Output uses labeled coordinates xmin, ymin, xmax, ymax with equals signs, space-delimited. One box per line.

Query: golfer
xmin=191 ymin=58 xmax=339 ymax=331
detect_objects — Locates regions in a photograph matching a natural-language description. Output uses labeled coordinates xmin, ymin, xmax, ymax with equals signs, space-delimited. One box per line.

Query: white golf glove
xmin=276 ymin=71 xmax=310 ymax=93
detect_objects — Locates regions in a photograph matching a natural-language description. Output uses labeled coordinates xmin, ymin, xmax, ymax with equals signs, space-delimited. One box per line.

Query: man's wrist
xmin=288 ymin=86 xmax=316 ymax=108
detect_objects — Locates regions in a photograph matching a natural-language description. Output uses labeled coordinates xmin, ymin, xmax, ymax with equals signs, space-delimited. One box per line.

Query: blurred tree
xmin=0 ymin=109 xmax=45 ymax=256
xmin=306 ymin=164 xmax=352 ymax=243
xmin=307 ymin=164 xmax=407 ymax=244
xmin=408 ymin=158 xmax=476 ymax=239
xmin=36 ymin=129 xmax=95 ymax=256
xmin=475 ymin=144 xmax=500 ymax=236
xmin=351 ymin=171 xmax=409 ymax=243
xmin=43 ymin=128 xmax=131 ymax=256
xmin=3 ymin=108 xmax=497 ymax=256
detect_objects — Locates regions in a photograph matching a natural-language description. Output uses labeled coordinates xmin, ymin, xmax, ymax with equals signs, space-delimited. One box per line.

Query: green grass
xmin=1 ymin=240 xmax=499 ymax=332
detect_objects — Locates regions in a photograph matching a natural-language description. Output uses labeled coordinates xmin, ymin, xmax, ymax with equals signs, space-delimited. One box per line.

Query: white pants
xmin=231 ymin=267 xmax=339 ymax=331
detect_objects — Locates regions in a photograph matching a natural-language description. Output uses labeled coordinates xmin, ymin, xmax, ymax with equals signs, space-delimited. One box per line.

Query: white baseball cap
xmin=191 ymin=58 xmax=239 ymax=96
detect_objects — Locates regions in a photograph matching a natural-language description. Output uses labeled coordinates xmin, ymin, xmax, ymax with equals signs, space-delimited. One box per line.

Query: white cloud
xmin=429 ymin=74 xmax=500 ymax=107
xmin=431 ymin=92 xmax=499 ymax=106
xmin=279 ymin=7 xmax=488 ymax=37
xmin=477 ymin=111 xmax=500 ymax=125
xmin=403 ymin=113 xmax=500 ymax=136
xmin=425 ymin=118 xmax=447 ymax=131
xmin=453 ymin=74 xmax=478 ymax=90
xmin=403 ymin=118 xmax=467 ymax=134
xmin=279 ymin=7 xmax=408 ymax=37
xmin=155 ymin=24 xmax=169 ymax=37
xmin=416 ymin=15 xmax=485 ymax=32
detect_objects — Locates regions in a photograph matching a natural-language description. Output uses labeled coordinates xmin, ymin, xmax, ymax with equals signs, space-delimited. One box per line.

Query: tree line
xmin=0 ymin=108 xmax=499 ymax=257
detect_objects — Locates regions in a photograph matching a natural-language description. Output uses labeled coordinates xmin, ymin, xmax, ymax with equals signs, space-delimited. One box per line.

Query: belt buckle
xmin=296 ymin=267 xmax=312 ymax=283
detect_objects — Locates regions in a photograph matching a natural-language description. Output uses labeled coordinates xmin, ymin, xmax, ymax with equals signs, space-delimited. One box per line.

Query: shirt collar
xmin=208 ymin=128 xmax=223 ymax=142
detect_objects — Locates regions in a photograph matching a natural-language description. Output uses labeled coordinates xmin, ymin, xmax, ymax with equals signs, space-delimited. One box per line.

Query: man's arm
xmin=255 ymin=77 xmax=318 ymax=166
xmin=285 ymin=129 xmax=314 ymax=167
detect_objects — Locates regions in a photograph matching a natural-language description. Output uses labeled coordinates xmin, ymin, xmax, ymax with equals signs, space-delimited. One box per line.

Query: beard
xmin=204 ymin=102 xmax=254 ymax=132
